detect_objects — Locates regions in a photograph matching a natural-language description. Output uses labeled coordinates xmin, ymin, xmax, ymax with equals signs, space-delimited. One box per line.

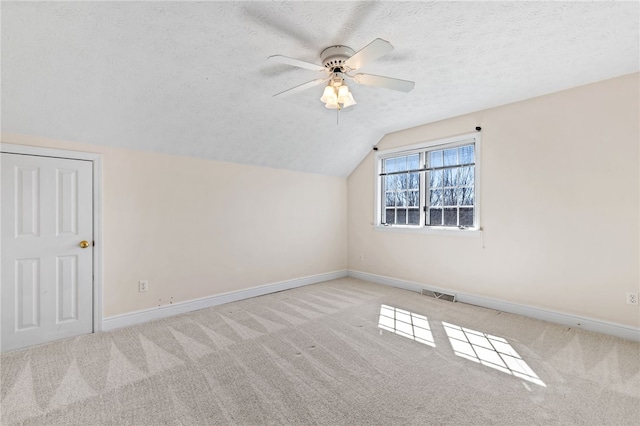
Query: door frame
xmin=1 ymin=143 xmax=104 ymax=332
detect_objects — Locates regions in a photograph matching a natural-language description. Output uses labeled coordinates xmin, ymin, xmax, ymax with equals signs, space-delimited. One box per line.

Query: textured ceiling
xmin=2 ymin=1 xmax=638 ymax=177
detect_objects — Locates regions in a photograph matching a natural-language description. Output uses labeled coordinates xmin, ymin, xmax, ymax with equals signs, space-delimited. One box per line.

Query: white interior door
xmin=1 ymin=153 xmax=94 ymax=352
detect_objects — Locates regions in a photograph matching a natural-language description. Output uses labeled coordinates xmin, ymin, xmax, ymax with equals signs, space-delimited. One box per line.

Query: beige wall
xmin=3 ymin=73 xmax=638 ymax=327
xmin=348 ymin=73 xmax=640 ymax=327
xmin=1 ymin=134 xmax=347 ymax=317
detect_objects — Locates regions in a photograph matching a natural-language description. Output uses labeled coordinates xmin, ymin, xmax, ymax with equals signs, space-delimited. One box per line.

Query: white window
xmin=376 ymin=133 xmax=480 ymax=231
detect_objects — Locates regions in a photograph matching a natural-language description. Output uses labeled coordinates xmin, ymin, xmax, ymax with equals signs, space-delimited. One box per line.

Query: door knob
xmin=79 ymin=240 xmax=90 ymax=249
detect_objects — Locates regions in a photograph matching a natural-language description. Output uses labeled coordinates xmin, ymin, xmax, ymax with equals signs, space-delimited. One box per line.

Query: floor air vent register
xmin=421 ymin=289 xmax=456 ymax=302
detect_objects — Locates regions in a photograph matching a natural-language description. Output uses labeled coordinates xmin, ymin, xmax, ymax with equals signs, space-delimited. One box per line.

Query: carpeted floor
xmin=1 ymin=278 xmax=639 ymax=425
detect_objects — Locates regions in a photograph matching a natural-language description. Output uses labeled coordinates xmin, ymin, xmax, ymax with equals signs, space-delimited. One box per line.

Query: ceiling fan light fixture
xmin=321 ymin=79 xmax=356 ymax=109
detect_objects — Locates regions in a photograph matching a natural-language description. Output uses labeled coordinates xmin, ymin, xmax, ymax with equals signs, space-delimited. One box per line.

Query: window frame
xmin=374 ymin=132 xmax=482 ymax=235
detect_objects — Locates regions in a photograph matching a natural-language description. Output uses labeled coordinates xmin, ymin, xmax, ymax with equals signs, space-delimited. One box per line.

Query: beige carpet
xmin=1 ymin=278 xmax=639 ymax=425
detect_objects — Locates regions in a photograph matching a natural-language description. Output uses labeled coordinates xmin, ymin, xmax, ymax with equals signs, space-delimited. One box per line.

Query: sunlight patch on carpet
xmin=378 ymin=305 xmax=435 ymax=347
xmin=443 ymin=322 xmax=546 ymax=387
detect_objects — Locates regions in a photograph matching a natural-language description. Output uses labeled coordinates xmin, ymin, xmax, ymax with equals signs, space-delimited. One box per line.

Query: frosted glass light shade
xmin=320 ymin=86 xmax=337 ymax=104
xmin=342 ymin=91 xmax=357 ymax=108
xmin=337 ymin=85 xmax=350 ymax=103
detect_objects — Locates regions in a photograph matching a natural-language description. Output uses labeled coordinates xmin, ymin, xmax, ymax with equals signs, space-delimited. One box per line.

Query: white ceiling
xmin=2 ymin=1 xmax=638 ymax=177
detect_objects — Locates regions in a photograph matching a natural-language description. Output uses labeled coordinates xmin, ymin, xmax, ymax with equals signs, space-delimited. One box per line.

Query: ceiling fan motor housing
xmin=320 ymin=45 xmax=355 ymax=71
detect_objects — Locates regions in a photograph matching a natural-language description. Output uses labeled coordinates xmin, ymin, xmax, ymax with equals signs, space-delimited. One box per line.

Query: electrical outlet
xmin=139 ymin=280 xmax=148 ymax=292
xmin=627 ymin=292 xmax=638 ymax=305
xmin=359 ymin=253 xmax=364 ymax=261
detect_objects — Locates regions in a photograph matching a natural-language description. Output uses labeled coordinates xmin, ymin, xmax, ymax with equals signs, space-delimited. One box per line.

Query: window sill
xmin=373 ymin=225 xmax=482 ymax=237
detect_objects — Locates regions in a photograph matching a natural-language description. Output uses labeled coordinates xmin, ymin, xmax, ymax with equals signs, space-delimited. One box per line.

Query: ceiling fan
xmin=268 ymin=38 xmax=414 ymax=109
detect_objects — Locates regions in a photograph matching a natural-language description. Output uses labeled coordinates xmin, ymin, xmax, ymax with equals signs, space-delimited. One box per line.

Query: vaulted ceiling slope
xmin=2 ymin=2 xmax=638 ymax=177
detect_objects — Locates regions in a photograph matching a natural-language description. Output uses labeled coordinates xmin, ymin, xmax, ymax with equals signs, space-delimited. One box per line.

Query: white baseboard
xmin=102 ymin=270 xmax=348 ymax=331
xmin=348 ymin=270 xmax=640 ymax=342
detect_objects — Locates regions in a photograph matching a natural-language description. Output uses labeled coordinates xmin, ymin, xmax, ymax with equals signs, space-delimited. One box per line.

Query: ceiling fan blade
xmin=352 ymin=73 xmax=415 ymax=92
xmin=273 ymin=78 xmax=327 ymax=98
xmin=344 ymin=38 xmax=394 ymax=70
xmin=268 ymin=55 xmax=325 ymax=72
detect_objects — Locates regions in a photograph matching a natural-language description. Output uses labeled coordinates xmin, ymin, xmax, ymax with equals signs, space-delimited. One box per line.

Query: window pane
xmin=444 ymin=189 xmax=457 ymax=206
xmin=429 ymin=170 xmax=443 ymax=188
xmin=397 ymin=174 xmax=407 ymax=190
xmin=397 ymin=209 xmax=407 ymax=224
xmin=460 ymin=208 xmax=474 ymax=226
xmin=408 ymin=191 xmax=419 ymax=207
xmin=429 ymin=208 xmax=442 ymax=225
xmin=443 ymin=168 xmax=458 ymax=187
xmin=459 ymin=145 xmax=474 ymax=164
xmin=444 ymin=208 xmax=458 ymax=226
xmin=459 ymin=166 xmax=474 ymax=186
xmin=460 ymin=187 xmax=474 ymax=206
xmin=443 ymin=148 xmax=457 ymax=166
xmin=385 ymin=192 xmax=395 ymax=207
xmin=396 ymin=192 xmax=407 ymax=207
xmin=408 ymin=154 xmax=420 ymax=170
xmin=430 ymin=189 xmax=442 ymax=206
xmin=408 ymin=209 xmax=420 ymax=225
xmin=385 ymin=175 xmax=394 ymax=191
xmin=385 ymin=209 xmax=395 ymax=224
xmin=409 ymin=172 xmax=419 ymax=189
xmin=395 ymin=156 xmax=408 ymax=172
xmin=430 ymin=151 xmax=443 ymax=168
xmin=384 ymin=157 xmax=396 ymax=173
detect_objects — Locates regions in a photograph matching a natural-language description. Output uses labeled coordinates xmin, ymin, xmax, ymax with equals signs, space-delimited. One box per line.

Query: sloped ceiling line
xmin=2 ymin=1 xmax=638 ymax=177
